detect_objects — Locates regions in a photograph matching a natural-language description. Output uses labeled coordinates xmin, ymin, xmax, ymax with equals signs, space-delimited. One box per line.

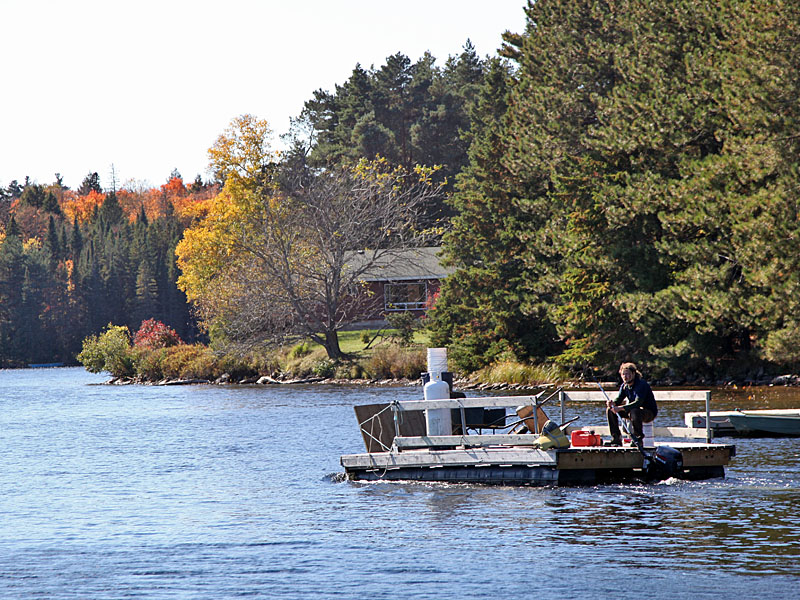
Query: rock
xmin=257 ymin=375 xmax=280 ymax=384
xmin=164 ymin=378 xmax=209 ymax=385
xmin=772 ymin=374 xmax=795 ymax=386
xmin=215 ymin=373 xmax=231 ymax=384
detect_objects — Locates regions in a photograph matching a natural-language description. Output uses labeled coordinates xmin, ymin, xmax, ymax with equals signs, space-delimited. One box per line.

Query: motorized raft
xmin=340 ymin=349 xmax=735 ymax=486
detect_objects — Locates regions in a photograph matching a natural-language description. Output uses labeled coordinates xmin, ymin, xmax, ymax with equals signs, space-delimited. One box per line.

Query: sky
xmin=1 ymin=0 xmax=527 ymax=191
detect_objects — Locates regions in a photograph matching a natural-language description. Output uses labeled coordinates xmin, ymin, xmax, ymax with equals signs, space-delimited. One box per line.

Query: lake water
xmin=1 ymin=367 xmax=798 ymax=599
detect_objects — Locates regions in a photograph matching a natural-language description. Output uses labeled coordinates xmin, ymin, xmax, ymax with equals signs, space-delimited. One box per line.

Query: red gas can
xmin=570 ymin=430 xmax=603 ymax=447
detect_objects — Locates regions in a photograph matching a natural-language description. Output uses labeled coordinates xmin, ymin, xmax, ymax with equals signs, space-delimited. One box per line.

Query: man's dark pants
xmin=607 ymin=406 xmax=656 ymax=442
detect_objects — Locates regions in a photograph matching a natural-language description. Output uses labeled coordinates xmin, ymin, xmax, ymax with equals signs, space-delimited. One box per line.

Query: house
xmin=345 ymin=246 xmax=453 ymax=324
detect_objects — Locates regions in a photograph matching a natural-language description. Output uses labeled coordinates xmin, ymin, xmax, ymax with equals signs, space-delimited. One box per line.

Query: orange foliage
xmin=162 ymin=176 xmax=187 ymax=199
xmin=26 ymin=177 xmax=218 ymax=227
xmin=115 ymin=177 xmax=214 ymax=224
xmin=117 ymin=188 xmax=148 ymax=222
xmin=61 ymin=190 xmax=106 ymax=224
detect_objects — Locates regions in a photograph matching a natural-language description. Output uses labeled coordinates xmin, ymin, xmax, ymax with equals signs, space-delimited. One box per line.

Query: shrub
xmin=214 ymin=352 xmax=265 ymax=380
xmin=77 ymin=325 xmax=135 ymax=378
xmin=312 ymin=358 xmax=336 ymax=378
xmin=289 ymin=341 xmax=311 ymax=359
xmin=337 ymin=362 xmax=365 ymax=379
xmin=386 ymin=311 xmax=418 ymax=346
xmin=161 ymin=344 xmax=216 ymax=380
xmin=133 ymin=319 xmax=182 ymax=349
xmin=282 ymin=345 xmax=329 ymax=377
xmin=133 ymin=347 xmax=168 ymax=380
xmin=363 ymin=345 xmax=426 ymax=379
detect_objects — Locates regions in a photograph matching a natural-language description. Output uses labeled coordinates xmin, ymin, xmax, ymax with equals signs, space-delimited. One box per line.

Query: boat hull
xmin=728 ymin=413 xmax=800 ymax=436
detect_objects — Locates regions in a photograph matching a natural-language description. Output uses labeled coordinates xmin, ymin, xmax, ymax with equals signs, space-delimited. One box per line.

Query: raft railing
xmin=556 ymin=389 xmax=713 ymax=443
xmin=356 ymin=388 xmax=713 ymax=453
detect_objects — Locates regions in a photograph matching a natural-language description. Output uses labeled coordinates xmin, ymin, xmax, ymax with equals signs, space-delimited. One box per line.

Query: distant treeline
xmin=0 ymin=172 xmax=216 ymax=366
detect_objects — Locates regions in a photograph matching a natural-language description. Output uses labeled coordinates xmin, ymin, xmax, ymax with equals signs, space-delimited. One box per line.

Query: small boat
xmin=727 ymin=409 xmax=800 ymax=436
xmin=340 ymin=349 xmax=735 ymax=486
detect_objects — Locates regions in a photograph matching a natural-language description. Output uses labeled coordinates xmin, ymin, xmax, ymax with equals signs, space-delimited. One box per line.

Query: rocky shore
xmin=106 ymin=370 xmax=800 ymax=390
xmin=105 ymin=370 xmax=800 ymax=390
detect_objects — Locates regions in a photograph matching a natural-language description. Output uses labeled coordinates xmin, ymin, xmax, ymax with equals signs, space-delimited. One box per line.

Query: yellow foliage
xmin=207 ymin=114 xmax=279 ymax=186
xmin=178 ymin=120 xmax=437 ymax=349
xmin=65 ymin=259 xmax=75 ymax=293
xmin=178 ymin=114 xmax=300 ymax=309
xmin=23 ymin=237 xmax=42 ymax=251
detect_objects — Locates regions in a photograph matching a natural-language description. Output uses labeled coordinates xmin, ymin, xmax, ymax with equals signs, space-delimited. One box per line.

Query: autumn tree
xmin=177 ymin=115 xmax=442 ymax=359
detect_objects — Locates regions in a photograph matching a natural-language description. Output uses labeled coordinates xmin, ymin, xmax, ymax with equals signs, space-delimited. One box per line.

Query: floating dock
xmin=341 ymin=441 xmax=733 ymax=485
xmin=342 ymin=391 xmax=734 ymax=486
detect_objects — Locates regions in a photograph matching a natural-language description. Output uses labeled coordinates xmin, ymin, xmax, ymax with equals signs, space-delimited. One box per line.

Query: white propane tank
xmin=424 ymin=347 xmax=451 ymax=436
xmin=424 ymin=372 xmax=452 ymax=435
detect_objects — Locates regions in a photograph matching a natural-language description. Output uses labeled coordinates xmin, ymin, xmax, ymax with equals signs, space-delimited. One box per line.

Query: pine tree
xmin=435 ymin=0 xmax=800 ymax=378
xmin=134 ymin=261 xmax=159 ymax=326
xmin=429 ymin=57 xmax=558 ymax=370
xmin=45 ymin=215 xmax=62 ymax=264
xmin=77 ymin=172 xmax=102 ymax=196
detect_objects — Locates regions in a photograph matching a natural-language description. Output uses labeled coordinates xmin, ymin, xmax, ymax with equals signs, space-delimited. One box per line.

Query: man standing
xmin=605 ymin=362 xmax=657 ymax=446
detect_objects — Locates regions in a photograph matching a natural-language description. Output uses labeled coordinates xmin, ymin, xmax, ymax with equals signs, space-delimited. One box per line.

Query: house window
xmin=384 ymin=281 xmax=428 ymax=311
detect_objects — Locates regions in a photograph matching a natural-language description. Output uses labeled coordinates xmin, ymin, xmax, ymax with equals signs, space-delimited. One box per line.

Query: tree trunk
xmin=323 ymin=330 xmax=343 ymax=360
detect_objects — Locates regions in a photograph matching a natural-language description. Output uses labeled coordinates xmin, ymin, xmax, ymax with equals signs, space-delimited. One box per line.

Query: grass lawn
xmin=332 ymin=329 xmax=432 ymax=356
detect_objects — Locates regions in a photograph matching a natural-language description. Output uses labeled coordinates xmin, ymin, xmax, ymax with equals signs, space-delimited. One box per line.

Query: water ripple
xmin=1 ymin=368 xmax=799 ymax=598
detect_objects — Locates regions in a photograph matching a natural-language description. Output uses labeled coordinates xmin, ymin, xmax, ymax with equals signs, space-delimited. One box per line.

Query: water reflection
xmin=345 ymin=457 xmax=800 ymax=577
xmin=2 ymin=369 xmax=800 ymax=599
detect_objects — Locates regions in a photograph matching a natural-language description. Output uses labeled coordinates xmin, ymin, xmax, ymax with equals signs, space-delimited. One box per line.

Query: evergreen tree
xmin=77 ymin=172 xmax=102 ymax=196
xmin=6 ymin=180 xmax=23 ymax=199
xmin=42 ymin=191 xmax=61 ymax=214
xmin=429 ymin=57 xmax=558 ymax=371
xmin=45 ymin=215 xmax=62 ymax=264
xmin=436 ymin=0 xmax=800 ymax=378
xmin=20 ymin=183 xmax=46 ymax=209
xmin=133 ymin=260 xmax=159 ymax=326
xmin=69 ymin=217 xmax=83 ymax=261
xmin=98 ymin=191 xmax=124 ymax=226
xmin=301 ymin=47 xmax=485 ymax=181
xmin=0 ymin=224 xmax=25 ymax=364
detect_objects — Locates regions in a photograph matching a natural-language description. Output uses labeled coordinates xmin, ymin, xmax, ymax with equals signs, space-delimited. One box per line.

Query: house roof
xmin=346 ymin=246 xmax=453 ymax=282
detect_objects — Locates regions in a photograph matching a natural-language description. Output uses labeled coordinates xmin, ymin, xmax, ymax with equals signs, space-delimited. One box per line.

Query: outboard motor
xmin=645 ymin=446 xmax=684 ymax=481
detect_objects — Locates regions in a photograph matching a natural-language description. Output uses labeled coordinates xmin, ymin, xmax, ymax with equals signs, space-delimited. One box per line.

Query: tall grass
xmin=361 ymin=345 xmax=427 ymax=380
xmin=473 ymin=360 xmax=568 ymax=386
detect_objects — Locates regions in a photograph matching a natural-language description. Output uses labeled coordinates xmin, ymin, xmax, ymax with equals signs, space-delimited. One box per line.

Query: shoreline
xmin=103 ymin=373 xmax=800 ymax=390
